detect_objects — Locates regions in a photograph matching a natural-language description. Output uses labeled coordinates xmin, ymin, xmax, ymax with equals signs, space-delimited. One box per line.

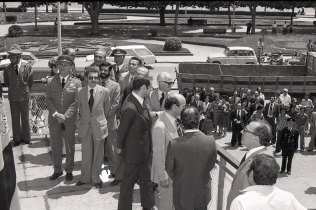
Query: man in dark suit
xmin=226 ymin=120 xmax=273 ymax=209
xmin=109 ymin=48 xmax=128 ymax=82
xmin=4 ymin=44 xmax=33 ymax=146
xmin=230 ymin=103 xmax=247 ymax=147
xmin=165 ymin=106 xmax=217 ymax=210
xmin=46 ymin=55 xmax=81 ymax=181
xmin=117 ymin=77 xmax=155 ymax=210
xmin=264 ymin=96 xmax=279 ymax=144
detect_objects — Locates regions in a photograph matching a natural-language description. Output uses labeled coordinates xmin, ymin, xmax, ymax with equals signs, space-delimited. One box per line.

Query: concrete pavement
xmin=13 ymin=130 xmax=316 ymax=210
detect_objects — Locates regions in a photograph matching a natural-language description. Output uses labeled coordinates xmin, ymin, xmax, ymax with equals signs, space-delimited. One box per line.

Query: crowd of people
xmin=1 ymin=44 xmax=309 ymax=210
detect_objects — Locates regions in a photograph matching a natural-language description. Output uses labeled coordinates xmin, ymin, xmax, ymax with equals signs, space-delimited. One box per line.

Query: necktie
xmin=14 ymin=65 xmax=19 ymax=75
xmin=160 ymin=92 xmax=165 ymax=107
xmin=176 ymin=119 xmax=184 ymax=137
xmin=89 ymin=89 xmax=94 ymax=112
xmin=143 ymin=101 xmax=149 ymax=119
xmin=61 ymin=78 xmax=65 ymax=89
xmin=237 ymin=110 xmax=240 ymax=120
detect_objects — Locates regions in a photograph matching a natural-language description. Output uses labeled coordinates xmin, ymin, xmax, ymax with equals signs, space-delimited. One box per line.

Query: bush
xmin=203 ymin=27 xmax=226 ymax=34
xmin=6 ymin=16 xmax=17 ymax=23
xmin=150 ymin=29 xmax=158 ymax=37
xmin=163 ymin=37 xmax=182 ymax=51
xmin=8 ymin=25 xmax=23 ymax=37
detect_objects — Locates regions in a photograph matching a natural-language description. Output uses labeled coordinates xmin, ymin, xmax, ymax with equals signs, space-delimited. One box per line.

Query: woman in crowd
xmin=211 ymin=93 xmax=222 ymax=134
xmin=219 ymin=95 xmax=230 ymax=137
xmin=249 ymin=104 xmax=264 ymax=122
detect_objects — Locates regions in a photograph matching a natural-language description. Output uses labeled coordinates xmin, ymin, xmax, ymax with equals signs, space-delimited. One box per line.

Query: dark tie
xmin=160 ymin=92 xmax=165 ymax=107
xmin=237 ymin=110 xmax=240 ymax=120
xmin=176 ymin=119 xmax=184 ymax=137
xmin=61 ymin=78 xmax=65 ymax=89
xmin=89 ymin=89 xmax=94 ymax=112
xmin=14 ymin=65 xmax=19 ymax=75
xmin=143 ymin=101 xmax=150 ymax=119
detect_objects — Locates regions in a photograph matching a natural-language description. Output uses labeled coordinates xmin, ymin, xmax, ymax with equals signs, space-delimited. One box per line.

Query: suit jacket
xmin=151 ymin=112 xmax=179 ymax=183
xmin=110 ymin=63 xmax=128 ymax=83
xmin=226 ymin=147 xmax=272 ymax=210
xmin=117 ymin=93 xmax=152 ymax=164
xmin=4 ymin=60 xmax=33 ymax=101
xmin=229 ymin=96 xmax=241 ymax=111
xmin=281 ymin=127 xmax=299 ymax=154
xmin=46 ymin=74 xmax=81 ymax=126
xmin=77 ymin=84 xmax=111 ymax=140
xmin=102 ymin=79 xmax=120 ymax=131
xmin=230 ymin=109 xmax=247 ymax=128
xmin=264 ymin=102 xmax=279 ymax=119
xmin=119 ymin=72 xmax=132 ymax=97
xmin=165 ymin=131 xmax=217 ymax=210
xmin=149 ymin=88 xmax=167 ymax=112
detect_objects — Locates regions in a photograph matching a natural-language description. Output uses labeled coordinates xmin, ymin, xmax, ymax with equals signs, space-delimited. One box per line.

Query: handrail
xmin=216 ymin=142 xmax=239 ymax=169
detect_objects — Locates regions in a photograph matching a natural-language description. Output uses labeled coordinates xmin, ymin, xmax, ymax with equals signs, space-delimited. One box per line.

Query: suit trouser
xmin=298 ymin=126 xmax=305 ymax=149
xmin=80 ymin=125 xmax=104 ymax=184
xmin=231 ymin=124 xmax=242 ymax=146
xmin=105 ymin=129 xmax=117 ymax=173
xmin=49 ymin=122 xmax=75 ymax=173
xmin=118 ymin=159 xmax=155 ymax=210
xmin=113 ymin=152 xmax=124 ymax=180
xmin=276 ymin=130 xmax=282 ymax=152
xmin=308 ymin=126 xmax=316 ymax=150
xmin=266 ymin=117 xmax=276 ymax=144
xmin=281 ymin=152 xmax=294 ymax=172
xmin=9 ymin=100 xmax=30 ymax=143
xmin=156 ymin=180 xmax=174 ymax=210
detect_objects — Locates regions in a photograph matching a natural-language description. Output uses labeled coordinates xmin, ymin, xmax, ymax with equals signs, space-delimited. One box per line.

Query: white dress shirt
xmin=60 ymin=74 xmax=69 ymax=85
xmin=230 ymin=185 xmax=307 ymax=210
xmin=87 ymin=86 xmax=96 ymax=99
xmin=165 ymin=111 xmax=177 ymax=130
xmin=132 ymin=91 xmax=144 ymax=106
xmin=279 ymin=94 xmax=291 ymax=107
xmin=245 ymin=146 xmax=265 ymax=159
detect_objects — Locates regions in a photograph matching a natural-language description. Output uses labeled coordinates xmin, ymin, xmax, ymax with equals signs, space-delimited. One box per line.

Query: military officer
xmin=4 ymin=44 xmax=33 ymax=146
xmin=46 ymin=55 xmax=82 ymax=181
xmin=109 ymin=49 xmax=127 ymax=82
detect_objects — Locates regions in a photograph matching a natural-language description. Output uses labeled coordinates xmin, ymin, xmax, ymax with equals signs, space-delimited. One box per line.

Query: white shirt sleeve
xmin=230 ymin=197 xmax=245 ymax=210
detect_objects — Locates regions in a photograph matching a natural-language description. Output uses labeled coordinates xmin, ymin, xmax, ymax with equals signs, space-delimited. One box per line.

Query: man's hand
xmin=54 ymin=113 xmax=65 ymax=123
xmin=159 ymin=179 xmax=169 ymax=188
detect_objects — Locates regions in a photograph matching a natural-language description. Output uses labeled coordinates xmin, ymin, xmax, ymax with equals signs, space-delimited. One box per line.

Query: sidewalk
xmin=14 ymin=131 xmax=316 ymax=210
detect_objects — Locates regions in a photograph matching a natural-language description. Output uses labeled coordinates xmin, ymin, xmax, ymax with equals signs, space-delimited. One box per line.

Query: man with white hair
xmin=149 ymin=72 xmax=174 ymax=120
xmin=279 ymin=88 xmax=291 ymax=108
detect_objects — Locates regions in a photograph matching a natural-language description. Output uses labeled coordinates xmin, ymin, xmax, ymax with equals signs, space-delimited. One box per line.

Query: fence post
xmin=217 ymin=156 xmax=226 ymax=210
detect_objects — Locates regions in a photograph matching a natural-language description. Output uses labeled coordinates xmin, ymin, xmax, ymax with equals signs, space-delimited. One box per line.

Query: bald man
xmin=149 ymin=72 xmax=174 ymax=122
xmin=151 ymin=93 xmax=186 ymax=210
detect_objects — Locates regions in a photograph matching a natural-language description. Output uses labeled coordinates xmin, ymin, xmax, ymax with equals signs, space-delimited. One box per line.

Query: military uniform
xmin=46 ymin=73 xmax=81 ymax=174
xmin=110 ymin=49 xmax=128 ymax=83
xmin=280 ymin=126 xmax=298 ymax=173
xmin=4 ymin=59 xmax=33 ymax=144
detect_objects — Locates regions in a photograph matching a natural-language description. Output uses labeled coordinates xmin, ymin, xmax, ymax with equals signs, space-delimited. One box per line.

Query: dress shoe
xmin=76 ymin=181 xmax=85 ymax=186
xmin=12 ymin=141 xmax=20 ymax=147
xmin=279 ymin=170 xmax=285 ymax=174
xmin=62 ymin=154 xmax=66 ymax=158
xmin=109 ymin=173 xmax=115 ymax=178
xmin=49 ymin=172 xmax=63 ymax=180
xmin=110 ymin=179 xmax=120 ymax=186
xmin=95 ymin=182 xmax=102 ymax=188
xmin=238 ymin=144 xmax=243 ymax=147
xmin=300 ymin=148 xmax=304 ymax=152
xmin=65 ymin=173 xmax=73 ymax=181
xmin=287 ymin=171 xmax=291 ymax=175
xmin=22 ymin=140 xmax=31 ymax=145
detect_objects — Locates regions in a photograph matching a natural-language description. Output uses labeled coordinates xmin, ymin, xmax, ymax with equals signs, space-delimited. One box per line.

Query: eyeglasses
xmin=88 ymin=76 xmax=99 ymax=80
xmin=161 ymin=81 xmax=175 ymax=86
xmin=241 ymin=126 xmax=258 ymax=136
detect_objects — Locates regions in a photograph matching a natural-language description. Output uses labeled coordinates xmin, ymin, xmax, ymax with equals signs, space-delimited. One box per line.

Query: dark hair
xmin=290 ymin=103 xmax=296 ymax=110
xmin=129 ymin=56 xmax=143 ymax=66
xmin=99 ymin=62 xmax=112 ymax=70
xmin=256 ymin=104 xmax=264 ymax=111
xmin=87 ymin=67 xmax=100 ymax=77
xmin=164 ymin=95 xmax=180 ymax=110
xmin=180 ymin=106 xmax=200 ymax=129
xmin=247 ymin=154 xmax=280 ymax=185
xmin=132 ymin=77 xmax=151 ymax=91
xmin=253 ymin=120 xmax=272 ymax=146
xmin=221 ymin=95 xmax=229 ymax=101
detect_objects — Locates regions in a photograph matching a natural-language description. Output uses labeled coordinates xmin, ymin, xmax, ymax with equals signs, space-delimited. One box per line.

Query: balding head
xmin=137 ymin=66 xmax=149 ymax=77
xmin=94 ymin=49 xmax=107 ymax=66
xmin=157 ymin=72 xmax=173 ymax=92
xmin=164 ymin=93 xmax=186 ymax=117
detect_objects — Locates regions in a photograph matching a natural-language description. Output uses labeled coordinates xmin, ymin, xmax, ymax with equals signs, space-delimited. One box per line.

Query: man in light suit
xmin=4 ymin=44 xmax=33 ymax=146
xmin=151 ymin=93 xmax=186 ymax=210
xmin=226 ymin=120 xmax=273 ymax=209
xmin=149 ymin=72 xmax=174 ymax=121
xmin=99 ymin=62 xmax=121 ymax=184
xmin=264 ymin=96 xmax=279 ymax=144
xmin=46 ymin=55 xmax=82 ymax=181
xmin=165 ymin=107 xmax=217 ymax=210
xmin=117 ymin=77 xmax=155 ymax=210
xmin=76 ymin=67 xmax=110 ymax=188
xmin=109 ymin=49 xmax=128 ymax=82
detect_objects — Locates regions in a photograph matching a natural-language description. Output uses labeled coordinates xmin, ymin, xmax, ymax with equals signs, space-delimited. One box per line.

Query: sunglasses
xmin=88 ymin=76 xmax=99 ymax=80
xmin=161 ymin=81 xmax=175 ymax=86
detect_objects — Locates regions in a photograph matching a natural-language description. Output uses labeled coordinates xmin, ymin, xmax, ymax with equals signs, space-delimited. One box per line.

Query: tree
xmin=80 ymin=1 xmax=105 ymax=35
xmin=20 ymin=2 xmax=47 ymax=30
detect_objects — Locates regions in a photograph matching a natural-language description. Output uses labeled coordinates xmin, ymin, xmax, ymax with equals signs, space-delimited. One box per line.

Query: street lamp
xmin=232 ymin=4 xmax=236 ymax=34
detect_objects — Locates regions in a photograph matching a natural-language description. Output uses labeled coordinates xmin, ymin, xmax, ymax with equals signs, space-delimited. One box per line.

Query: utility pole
xmin=57 ymin=2 xmax=62 ymax=55
xmin=3 ymin=2 xmax=6 ymax=18
xmin=232 ymin=4 xmax=236 ymax=34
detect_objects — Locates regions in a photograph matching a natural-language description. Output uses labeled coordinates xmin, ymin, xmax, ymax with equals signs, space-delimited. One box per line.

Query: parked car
xmin=85 ymin=45 xmax=157 ymax=65
xmin=284 ymin=52 xmax=306 ymax=65
xmin=206 ymin=46 xmax=258 ymax=64
xmin=0 ymin=51 xmax=39 ymax=69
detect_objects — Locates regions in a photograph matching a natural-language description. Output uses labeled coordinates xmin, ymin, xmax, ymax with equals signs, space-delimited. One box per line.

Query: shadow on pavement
xmin=47 ymin=184 xmax=92 ymax=199
xmin=19 ymin=153 xmax=53 ymax=166
xmin=305 ymin=187 xmax=316 ymax=194
xmin=17 ymin=176 xmax=63 ymax=191
xmin=300 ymin=151 xmax=316 ymax=156
xmin=112 ymin=189 xmax=141 ymax=203
xmin=28 ymin=139 xmax=50 ymax=149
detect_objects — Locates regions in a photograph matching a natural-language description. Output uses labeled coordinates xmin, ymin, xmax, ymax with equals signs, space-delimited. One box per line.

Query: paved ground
xmin=13 ymin=130 xmax=316 ymax=210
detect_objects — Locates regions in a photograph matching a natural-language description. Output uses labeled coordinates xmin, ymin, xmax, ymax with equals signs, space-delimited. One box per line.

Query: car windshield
xmin=135 ymin=48 xmax=152 ymax=56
